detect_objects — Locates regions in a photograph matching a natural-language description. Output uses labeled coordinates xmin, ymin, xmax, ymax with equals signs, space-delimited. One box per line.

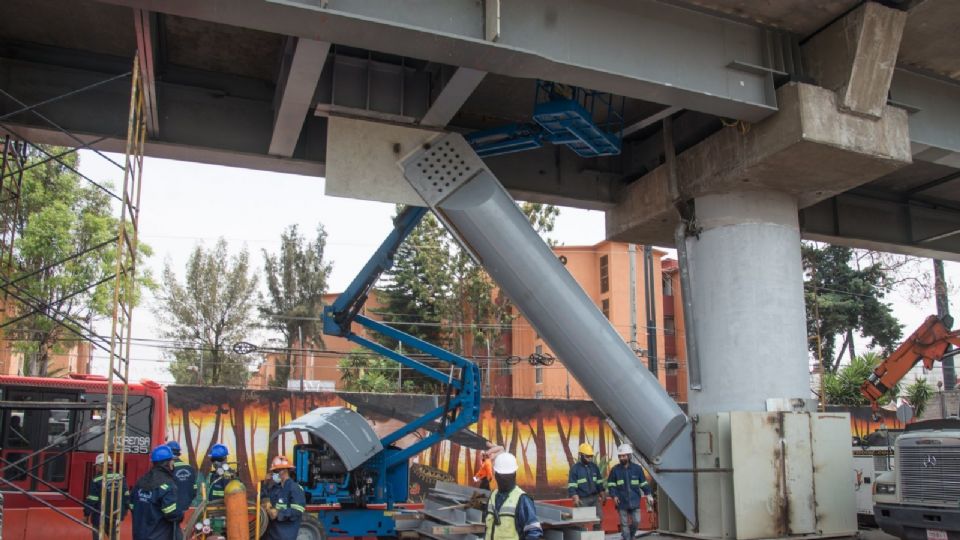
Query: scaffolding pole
xmin=98 ymin=52 xmax=146 ymax=540
xmin=0 ymin=136 xmax=25 ymax=375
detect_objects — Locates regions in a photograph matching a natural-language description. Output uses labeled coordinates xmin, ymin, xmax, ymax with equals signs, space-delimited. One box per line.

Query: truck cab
xmin=874 ymin=418 xmax=960 ymax=540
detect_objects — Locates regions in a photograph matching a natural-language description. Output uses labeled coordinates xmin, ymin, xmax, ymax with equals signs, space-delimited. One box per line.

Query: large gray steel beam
xmin=420 ymin=68 xmax=486 ymax=128
xmin=270 ymin=37 xmax=331 ymax=157
xmin=98 ymin=0 xmax=780 ymax=122
xmin=800 ymin=191 xmax=960 ymax=263
xmin=891 ymin=69 xmax=960 ymax=168
xmin=400 ymin=133 xmax=696 ymax=523
xmin=0 ymin=56 xmax=326 ymax=175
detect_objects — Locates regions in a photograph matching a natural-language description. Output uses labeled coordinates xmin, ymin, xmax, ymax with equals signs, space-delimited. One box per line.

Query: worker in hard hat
xmin=483 ymin=452 xmax=543 ymax=540
xmin=206 ymin=443 xmax=233 ymax=503
xmin=606 ymin=444 xmax=653 ymax=540
xmin=83 ymin=453 xmax=129 ymax=540
xmin=131 ymin=445 xmax=183 ymax=540
xmin=567 ymin=442 xmax=605 ymax=522
xmin=474 ymin=450 xmax=495 ymax=490
xmin=166 ymin=441 xmax=197 ymax=520
xmin=261 ymin=455 xmax=307 ymax=540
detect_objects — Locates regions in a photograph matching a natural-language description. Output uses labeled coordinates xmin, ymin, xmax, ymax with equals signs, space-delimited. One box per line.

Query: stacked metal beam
xmin=396 ymin=482 xmax=601 ymax=540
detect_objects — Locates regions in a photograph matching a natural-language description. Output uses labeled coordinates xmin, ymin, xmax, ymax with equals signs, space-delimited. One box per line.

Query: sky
xmin=74 ymin=149 xmax=959 ymax=388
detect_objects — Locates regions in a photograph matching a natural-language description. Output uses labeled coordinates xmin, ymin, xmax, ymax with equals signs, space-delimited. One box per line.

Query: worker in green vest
xmin=483 ymin=452 xmax=543 ymax=540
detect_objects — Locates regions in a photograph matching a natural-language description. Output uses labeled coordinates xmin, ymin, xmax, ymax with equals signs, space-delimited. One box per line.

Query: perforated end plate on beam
xmin=401 ymin=134 xmax=487 ymax=208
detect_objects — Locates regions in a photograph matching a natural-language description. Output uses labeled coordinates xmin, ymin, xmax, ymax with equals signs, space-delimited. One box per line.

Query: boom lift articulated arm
xmin=323 ymin=205 xmax=481 ymax=469
xmin=861 ymin=315 xmax=960 ymax=415
xmin=273 ymin=204 xmax=481 ymax=537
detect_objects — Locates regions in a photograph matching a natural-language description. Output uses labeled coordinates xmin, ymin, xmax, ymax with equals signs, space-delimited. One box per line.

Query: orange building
xmin=509 ymin=242 xmax=688 ymax=403
xmin=0 ymin=298 xmax=93 ymax=376
xmin=251 ymin=244 xmax=688 ymax=404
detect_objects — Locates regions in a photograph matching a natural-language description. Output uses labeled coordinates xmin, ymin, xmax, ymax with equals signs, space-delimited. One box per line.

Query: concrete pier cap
xmin=607 ymin=82 xmax=912 ymax=248
xmin=607 ymin=80 xmax=912 ymax=414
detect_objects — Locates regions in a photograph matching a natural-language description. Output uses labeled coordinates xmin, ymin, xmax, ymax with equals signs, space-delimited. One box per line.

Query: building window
xmin=535 ymin=390 xmax=543 ymax=399
xmin=536 ymin=344 xmax=543 ymax=355
xmin=600 ymin=255 xmax=609 ymax=293
xmin=663 ymin=274 xmax=673 ymax=296
xmin=602 ymin=299 xmax=610 ymax=319
xmin=535 ymin=365 xmax=543 ymax=384
xmin=664 ymin=316 xmax=675 ymax=335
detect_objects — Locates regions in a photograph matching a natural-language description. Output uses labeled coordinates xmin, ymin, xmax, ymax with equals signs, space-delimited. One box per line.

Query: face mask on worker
xmin=619 ymin=455 xmax=630 ymax=466
xmin=495 ymin=472 xmax=516 ymax=493
xmin=271 ymin=473 xmax=281 ymax=483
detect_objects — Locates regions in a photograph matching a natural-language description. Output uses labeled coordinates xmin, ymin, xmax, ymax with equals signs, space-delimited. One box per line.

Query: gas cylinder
xmin=224 ymin=479 xmax=248 ymax=540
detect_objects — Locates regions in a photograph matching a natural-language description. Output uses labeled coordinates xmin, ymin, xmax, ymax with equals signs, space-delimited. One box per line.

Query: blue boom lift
xmin=275 ymin=206 xmax=482 ymax=537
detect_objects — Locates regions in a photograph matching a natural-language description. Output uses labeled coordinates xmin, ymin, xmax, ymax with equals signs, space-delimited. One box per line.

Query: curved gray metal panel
xmin=400 ymin=133 xmax=695 ymax=521
xmin=272 ymin=407 xmax=383 ymax=471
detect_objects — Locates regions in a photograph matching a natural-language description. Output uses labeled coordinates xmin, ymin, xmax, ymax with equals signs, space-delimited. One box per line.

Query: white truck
xmin=874 ymin=419 xmax=960 ymax=540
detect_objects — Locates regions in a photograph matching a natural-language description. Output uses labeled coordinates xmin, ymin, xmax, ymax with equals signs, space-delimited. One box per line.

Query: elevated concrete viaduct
xmin=2 ymin=1 xmax=960 ymax=536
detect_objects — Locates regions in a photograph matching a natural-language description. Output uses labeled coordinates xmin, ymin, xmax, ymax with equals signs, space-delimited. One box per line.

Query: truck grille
xmin=900 ymin=446 xmax=960 ymax=503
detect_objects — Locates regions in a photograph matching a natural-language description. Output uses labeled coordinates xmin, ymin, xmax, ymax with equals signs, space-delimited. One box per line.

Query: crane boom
xmin=861 ymin=315 xmax=960 ymax=413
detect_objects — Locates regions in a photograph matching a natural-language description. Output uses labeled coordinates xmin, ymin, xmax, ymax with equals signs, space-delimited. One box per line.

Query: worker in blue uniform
xmin=567 ymin=442 xmax=605 ymax=521
xmin=84 ymin=453 xmax=129 ymax=540
xmin=166 ymin=441 xmax=197 ymax=519
xmin=261 ymin=455 xmax=306 ymax=540
xmin=483 ymin=452 xmax=543 ymax=540
xmin=606 ymin=444 xmax=654 ymax=540
xmin=131 ymin=444 xmax=183 ymax=540
xmin=206 ymin=443 xmax=232 ymax=503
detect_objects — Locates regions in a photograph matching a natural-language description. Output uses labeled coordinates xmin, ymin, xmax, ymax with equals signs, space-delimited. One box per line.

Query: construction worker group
xmin=479 ymin=443 xmax=653 ymax=540
xmin=87 ymin=441 xmax=305 ymax=540
xmin=88 ymin=441 xmax=649 ymax=540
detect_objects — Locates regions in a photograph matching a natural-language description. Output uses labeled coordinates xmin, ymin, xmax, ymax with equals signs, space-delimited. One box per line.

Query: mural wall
xmin=166 ymin=386 xmax=907 ymax=501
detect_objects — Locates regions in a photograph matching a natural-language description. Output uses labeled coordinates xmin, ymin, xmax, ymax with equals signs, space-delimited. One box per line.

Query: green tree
xmin=904 ymin=377 xmax=934 ymax=419
xmin=156 ymin=239 xmax=259 ymax=386
xmin=372 ymin=210 xmax=451 ymax=393
xmin=520 ymin=202 xmax=561 ymax=246
xmin=822 ymin=352 xmax=900 ymax=406
xmin=261 ymin=224 xmax=332 ymax=388
xmin=3 ymin=146 xmax=153 ymax=376
xmin=338 ymin=348 xmax=422 ymax=393
xmin=804 ymin=244 xmax=902 ymax=372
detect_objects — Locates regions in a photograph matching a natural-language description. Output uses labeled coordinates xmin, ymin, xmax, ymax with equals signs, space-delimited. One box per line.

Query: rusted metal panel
xmin=811 ymin=413 xmax=858 ymax=536
xmin=783 ymin=413 xmax=816 ymax=535
xmin=730 ymin=411 xmax=782 ymax=540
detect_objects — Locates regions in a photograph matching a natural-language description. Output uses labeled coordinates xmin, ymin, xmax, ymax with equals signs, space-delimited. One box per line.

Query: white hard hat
xmin=617 ymin=443 xmax=633 ymax=456
xmin=493 ymin=452 xmax=519 ymax=474
xmin=95 ymin=453 xmax=112 ymax=466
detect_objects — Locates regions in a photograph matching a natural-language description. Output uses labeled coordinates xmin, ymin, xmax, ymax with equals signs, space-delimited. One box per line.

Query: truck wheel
xmin=297 ymin=515 xmax=326 ymax=540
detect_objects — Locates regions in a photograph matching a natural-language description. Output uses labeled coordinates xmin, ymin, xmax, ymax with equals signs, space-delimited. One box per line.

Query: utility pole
xmin=298 ymin=326 xmax=305 ymax=393
xmin=935 ymin=259 xmax=955 ymax=390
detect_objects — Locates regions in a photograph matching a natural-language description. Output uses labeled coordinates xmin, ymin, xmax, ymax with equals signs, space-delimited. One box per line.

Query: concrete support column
xmin=686 ymin=191 xmax=809 ymax=415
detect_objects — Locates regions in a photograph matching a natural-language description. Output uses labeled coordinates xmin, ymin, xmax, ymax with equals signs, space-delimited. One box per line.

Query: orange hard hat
xmin=270 ymin=455 xmax=294 ymax=471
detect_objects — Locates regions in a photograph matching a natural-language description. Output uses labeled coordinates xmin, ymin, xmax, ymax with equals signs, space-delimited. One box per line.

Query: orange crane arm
xmin=860 ymin=315 xmax=960 ymax=414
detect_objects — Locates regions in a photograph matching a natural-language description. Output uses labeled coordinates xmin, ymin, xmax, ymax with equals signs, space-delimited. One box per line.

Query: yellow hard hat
xmin=578 ymin=443 xmax=595 ymax=456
